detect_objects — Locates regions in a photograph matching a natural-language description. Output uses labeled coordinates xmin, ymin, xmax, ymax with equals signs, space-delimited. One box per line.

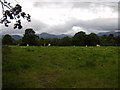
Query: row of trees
xmin=2 ymin=28 xmax=120 ymax=46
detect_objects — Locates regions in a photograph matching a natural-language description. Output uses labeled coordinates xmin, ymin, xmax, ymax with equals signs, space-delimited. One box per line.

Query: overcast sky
xmin=0 ymin=0 xmax=119 ymax=36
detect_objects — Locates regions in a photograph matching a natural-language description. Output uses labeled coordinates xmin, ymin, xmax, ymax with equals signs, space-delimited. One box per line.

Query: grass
xmin=2 ymin=46 xmax=119 ymax=88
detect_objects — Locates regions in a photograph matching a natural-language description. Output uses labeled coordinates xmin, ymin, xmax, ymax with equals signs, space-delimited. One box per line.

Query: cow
xmin=27 ymin=44 xmax=29 ymax=46
xmin=96 ymin=44 xmax=100 ymax=47
xmin=48 ymin=43 xmax=51 ymax=46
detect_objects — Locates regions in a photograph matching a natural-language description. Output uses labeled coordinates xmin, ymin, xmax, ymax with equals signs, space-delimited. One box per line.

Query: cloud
xmin=1 ymin=19 xmax=47 ymax=35
xmin=74 ymin=18 xmax=118 ymax=31
xmin=0 ymin=0 xmax=118 ymax=36
xmin=35 ymin=17 xmax=118 ymax=35
xmin=1 ymin=17 xmax=118 ymax=36
xmin=33 ymin=1 xmax=118 ymax=11
xmin=32 ymin=1 xmax=117 ymax=21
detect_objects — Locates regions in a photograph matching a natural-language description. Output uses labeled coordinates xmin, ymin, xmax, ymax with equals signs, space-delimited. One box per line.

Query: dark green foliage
xmin=50 ymin=38 xmax=60 ymax=46
xmin=100 ymin=35 xmax=108 ymax=46
xmin=2 ymin=34 xmax=14 ymax=45
xmin=115 ymin=35 xmax=120 ymax=46
xmin=73 ymin=31 xmax=86 ymax=46
xmin=86 ymin=33 xmax=100 ymax=46
xmin=0 ymin=0 xmax=31 ymax=29
xmin=12 ymin=39 xmax=22 ymax=45
xmin=24 ymin=28 xmax=35 ymax=35
xmin=59 ymin=37 xmax=73 ymax=46
xmin=100 ymin=34 xmax=119 ymax=46
xmin=107 ymin=34 xmax=116 ymax=46
xmin=22 ymin=28 xmax=39 ymax=46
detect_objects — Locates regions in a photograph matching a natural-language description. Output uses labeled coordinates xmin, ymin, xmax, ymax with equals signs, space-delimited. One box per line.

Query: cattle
xmin=27 ymin=44 xmax=29 ymax=46
xmin=96 ymin=44 xmax=100 ymax=47
xmin=48 ymin=43 xmax=51 ymax=46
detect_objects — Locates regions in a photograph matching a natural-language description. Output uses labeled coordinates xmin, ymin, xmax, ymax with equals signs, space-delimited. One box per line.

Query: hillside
xmin=1 ymin=33 xmax=72 ymax=40
xmin=36 ymin=33 xmax=72 ymax=39
xmin=98 ymin=31 xmax=120 ymax=36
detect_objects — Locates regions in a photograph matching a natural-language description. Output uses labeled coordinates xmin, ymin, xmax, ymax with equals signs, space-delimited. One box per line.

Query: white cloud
xmin=31 ymin=2 xmax=118 ymax=26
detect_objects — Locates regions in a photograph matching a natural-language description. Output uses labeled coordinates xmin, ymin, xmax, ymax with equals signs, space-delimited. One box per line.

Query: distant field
xmin=2 ymin=46 xmax=119 ymax=88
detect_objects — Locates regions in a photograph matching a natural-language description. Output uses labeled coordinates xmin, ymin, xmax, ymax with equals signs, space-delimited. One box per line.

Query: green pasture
xmin=2 ymin=46 xmax=119 ymax=88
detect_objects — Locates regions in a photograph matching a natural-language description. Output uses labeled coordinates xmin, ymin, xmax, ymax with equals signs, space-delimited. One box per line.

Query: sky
xmin=0 ymin=0 xmax=119 ymax=36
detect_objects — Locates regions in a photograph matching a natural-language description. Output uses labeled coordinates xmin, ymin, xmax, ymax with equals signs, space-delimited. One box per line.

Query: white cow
xmin=96 ymin=44 xmax=100 ymax=47
xmin=48 ymin=43 xmax=51 ymax=46
xmin=27 ymin=44 xmax=29 ymax=46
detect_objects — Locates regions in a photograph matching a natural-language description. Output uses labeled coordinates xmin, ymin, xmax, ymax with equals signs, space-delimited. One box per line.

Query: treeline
xmin=2 ymin=28 xmax=120 ymax=46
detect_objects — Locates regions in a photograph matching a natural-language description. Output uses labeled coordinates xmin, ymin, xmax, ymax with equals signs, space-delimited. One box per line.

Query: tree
xmin=51 ymin=38 xmax=60 ymax=46
xmin=106 ymin=34 xmax=116 ymax=46
xmin=38 ymin=38 xmax=44 ymax=46
xmin=115 ymin=35 xmax=120 ymax=46
xmin=43 ymin=38 xmax=52 ymax=46
xmin=73 ymin=31 xmax=86 ymax=46
xmin=22 ymin=28 xmax=39 ymax=46
xmin=2 ymin=34 xmax=13 ymax=45
xmin=0 ymin=0 xmax=31 ymax=29
xmin=86 ymin=33 xmax=100 ymax=46
xmin=100 ymin=35 xmax=108 ymax=46
xmin=60 ymin=36 xmax=73 ymax=46
xmin=12 ymin=39 xmax=22 ymax=45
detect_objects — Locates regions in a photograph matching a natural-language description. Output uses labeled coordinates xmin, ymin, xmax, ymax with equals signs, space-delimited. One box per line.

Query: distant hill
xmin=1 ymin=35 xmax=22 ymax=40
xmin=11 ymin=35 xmax=22 ymax=40
xmin=1 ymin=31 xmax=119 ymax=40
xmin=36 ymin=33 xmax=72 ymax=39
xmin=98 ymin=31 xmax=120 ymax=36
xmin=36 ymin=33 xmax=57 ymax=39
xmin=1 ymin=33 xmax=72 ymax=40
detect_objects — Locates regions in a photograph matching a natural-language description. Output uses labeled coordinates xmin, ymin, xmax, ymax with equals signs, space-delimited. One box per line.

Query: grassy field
xmin=2 ymin=46 xmax=119 ymax=88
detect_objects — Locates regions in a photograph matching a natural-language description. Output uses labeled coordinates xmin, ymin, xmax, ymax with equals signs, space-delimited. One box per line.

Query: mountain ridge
xmin=1 ymin=31 xmax=119 ymax=40
xmin=97 ymin=31 xmax=120 ymax=36
xmin=36 ymin=33 xmax=72 ymax=39
xmin=1 ymin=33 xmax=72 ymax=40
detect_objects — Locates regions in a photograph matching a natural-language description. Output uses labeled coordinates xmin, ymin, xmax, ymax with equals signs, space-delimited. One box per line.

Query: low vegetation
xmin=2 ymin=46 xmax=119 ymax=88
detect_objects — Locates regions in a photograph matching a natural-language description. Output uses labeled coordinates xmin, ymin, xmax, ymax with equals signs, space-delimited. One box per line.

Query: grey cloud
xmin=23 ymin=19 xmax=47 ymax=33
xmin=1 ymin=17 xmax=118 ymax=35
xmin=38 ymin=18 xmax=118 ymax=35
xmin=76 ymin=18 xmax=118 ymax=31
xmin=33 ymin=1 xmax=118 ymax=12
xmin=71 ymin=18 xmax=118 ymax=34
xmin=1 ymin=19 xmax=47 ymax=35
xmin=33 ymin=2 xmax=73 ymax=8
xmin=43 ymin=24 xmax=73 ymax=34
